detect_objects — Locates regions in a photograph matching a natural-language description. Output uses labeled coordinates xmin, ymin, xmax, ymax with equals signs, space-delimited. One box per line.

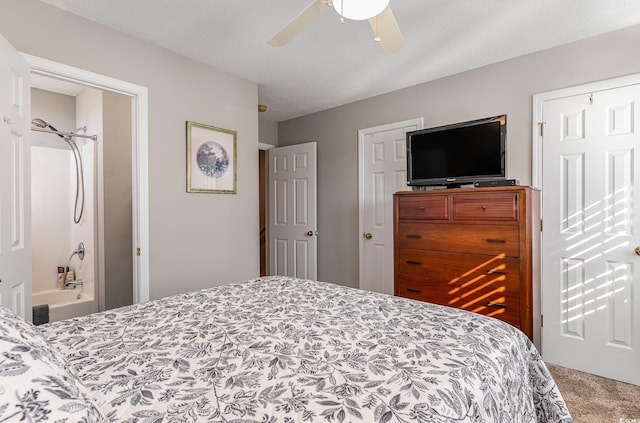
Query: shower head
xmin=31 ymin=118 xmax=63 ymax=138
xmin=31 ymin=118 xmax=48 ymax=128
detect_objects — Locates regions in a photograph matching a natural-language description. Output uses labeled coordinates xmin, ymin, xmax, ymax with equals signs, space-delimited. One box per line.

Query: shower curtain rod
xmin=31 ymin=127 xmax=98 ymax=141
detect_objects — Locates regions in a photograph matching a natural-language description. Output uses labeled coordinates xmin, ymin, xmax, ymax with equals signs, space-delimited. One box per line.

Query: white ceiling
xmin=41 ymin=0 xmax=640 ymax=123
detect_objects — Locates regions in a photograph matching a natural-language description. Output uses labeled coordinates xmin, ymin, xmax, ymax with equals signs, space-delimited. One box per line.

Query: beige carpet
xmin=547 ymin=363 xmax=640 ymax=423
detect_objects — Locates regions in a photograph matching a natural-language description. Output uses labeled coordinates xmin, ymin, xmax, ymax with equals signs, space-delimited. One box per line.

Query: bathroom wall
xmin=31 ymin=85 xmax=103 ymax=322
xmin=73 ymin=88 xmax=101 ymax=301
xmin=31 ymin=88 xmax=75 ymax=292
xmin=102 ymin=91 xmax=133 ymax=310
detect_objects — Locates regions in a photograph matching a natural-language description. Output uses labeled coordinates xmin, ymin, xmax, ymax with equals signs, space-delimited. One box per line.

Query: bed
xmin=1 ymin=276 xmax=572 ymax=422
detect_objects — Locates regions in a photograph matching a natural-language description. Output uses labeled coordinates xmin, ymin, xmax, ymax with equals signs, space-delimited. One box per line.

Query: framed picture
xmin=186 ymin=121 xmax=237 ymax=194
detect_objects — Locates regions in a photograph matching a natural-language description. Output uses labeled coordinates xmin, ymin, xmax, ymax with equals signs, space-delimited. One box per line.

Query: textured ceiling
xmin=41 ymin=0 xmax=640 ymax=122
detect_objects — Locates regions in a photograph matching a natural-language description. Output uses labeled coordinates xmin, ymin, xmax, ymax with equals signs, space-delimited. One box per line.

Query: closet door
xmin=541 ymin=84 xmax=640 ymax=385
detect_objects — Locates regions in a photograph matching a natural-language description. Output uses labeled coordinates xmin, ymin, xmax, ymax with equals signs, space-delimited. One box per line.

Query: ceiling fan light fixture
xmin=332 ymin=0 xmax=390 ymax=21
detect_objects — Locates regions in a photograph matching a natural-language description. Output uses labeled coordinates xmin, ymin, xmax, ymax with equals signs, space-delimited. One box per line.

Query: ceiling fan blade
xmin=368 ymin=5 xmax=405 ymax=55
xmin=267 ymin=1 xmax=331 ymax=46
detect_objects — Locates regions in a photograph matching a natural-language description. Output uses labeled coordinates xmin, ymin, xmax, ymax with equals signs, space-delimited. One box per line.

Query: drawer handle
xmin=487 ymin=302 xmax=507 ymax=308
xmin=418 ymin=206 xmax=425 ymax=210
xmin=406 ymin=234 xmax=422 ymax=239
xmin=406 ymin=288 xmax=422 ymax=294
xmin=480 ymin=205 xmax=487 ymax=210
xmin=406 ymin=260 xmax=422 ymax=265
xmin=485 ymin=238 xmax=507 ymax=243
xmin=486 ymin=269 xmax=507 ymax=275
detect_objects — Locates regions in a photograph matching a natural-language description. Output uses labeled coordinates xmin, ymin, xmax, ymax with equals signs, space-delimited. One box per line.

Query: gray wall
xmin=103 ymin=91 xmax=133 ymax=309
xmin=259 ymin=117 xmax=278 ymax=146
xmin=278 ymin=24 xmax=640 ymax=288
xmin=1 ymin=0 xmax=260 ymax=300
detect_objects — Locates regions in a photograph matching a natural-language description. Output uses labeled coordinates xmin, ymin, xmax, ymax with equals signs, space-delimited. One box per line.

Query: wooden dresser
xmin=393 ymin=186 xmax=540 ymax=346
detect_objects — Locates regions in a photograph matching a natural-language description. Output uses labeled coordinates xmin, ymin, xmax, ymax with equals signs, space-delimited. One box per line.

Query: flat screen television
xmin=406 ymin=115 xmax=506 ymax=187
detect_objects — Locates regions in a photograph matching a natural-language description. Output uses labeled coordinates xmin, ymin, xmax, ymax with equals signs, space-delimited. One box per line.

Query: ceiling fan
xmin=267 ymin=0 xmax=405 ymax=55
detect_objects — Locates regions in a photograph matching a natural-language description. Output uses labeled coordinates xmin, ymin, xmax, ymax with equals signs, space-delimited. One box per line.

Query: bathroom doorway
xmin=30 ymin=74 xmax=134 ymax=322
xmin=258 ymin=143 xmax=274 ymax=276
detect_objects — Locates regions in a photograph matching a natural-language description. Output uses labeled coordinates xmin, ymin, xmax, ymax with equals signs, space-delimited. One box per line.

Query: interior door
xmin=359 ymin=119 xmax=422 ymax=294
xmin=0 ymin=35 xmax=31 ymax=319
xmin=268 ymin=142 xmax=317 ymax=279
xmin=541 ymin=85 xmax=640 ymax=385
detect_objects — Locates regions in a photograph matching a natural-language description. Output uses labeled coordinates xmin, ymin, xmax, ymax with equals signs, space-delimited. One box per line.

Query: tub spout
xmin=64 ymin=279 xmax=84 ymax=289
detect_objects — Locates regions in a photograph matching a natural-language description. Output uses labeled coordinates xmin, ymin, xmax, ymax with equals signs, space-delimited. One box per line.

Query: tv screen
xmin=407 ymin=115 xmax=506 ymax=187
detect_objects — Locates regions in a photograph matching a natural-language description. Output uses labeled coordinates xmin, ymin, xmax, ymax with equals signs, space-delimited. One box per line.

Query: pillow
xmin=0 ymin=306 xmax=106 ymax=422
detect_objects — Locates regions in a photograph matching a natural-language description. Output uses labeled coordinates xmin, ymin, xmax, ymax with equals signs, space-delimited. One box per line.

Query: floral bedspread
xmin=40 ymin=276 xmax=572 ymax=422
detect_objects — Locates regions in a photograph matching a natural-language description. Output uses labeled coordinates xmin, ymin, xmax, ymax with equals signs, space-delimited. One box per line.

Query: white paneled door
xmin=358 ymin=119 xmax=422 ymax=294
xmin=268 ymin=142 xmax=317 ymax=280
xmin=0 ymin=35 xmax=31 ymax=319
xmin=541 ymin=83 xmax=640 ymax=385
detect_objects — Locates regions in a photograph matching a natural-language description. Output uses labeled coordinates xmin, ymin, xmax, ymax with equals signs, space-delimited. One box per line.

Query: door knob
xmin=306 ymin=231 xmax=314 ymax=237
xmin=364 ymin=233 xmax=373 ymax=240
xmin=635 ymin=246 xmax=640 ymax=256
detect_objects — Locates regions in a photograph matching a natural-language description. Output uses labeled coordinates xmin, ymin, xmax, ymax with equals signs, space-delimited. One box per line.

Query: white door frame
xmin=358 ymin=118 xmax=423 ymax=290
xmin=23 ymin=53 xmax=150 ymax=304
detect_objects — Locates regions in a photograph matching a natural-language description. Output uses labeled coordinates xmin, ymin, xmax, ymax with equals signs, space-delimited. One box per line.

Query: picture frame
xmin=186 ymin=121 xmax=237 ymax=194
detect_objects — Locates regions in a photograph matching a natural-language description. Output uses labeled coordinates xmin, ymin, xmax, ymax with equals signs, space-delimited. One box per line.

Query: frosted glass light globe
xmin=332 ymin=0 xmax=390 ymax=21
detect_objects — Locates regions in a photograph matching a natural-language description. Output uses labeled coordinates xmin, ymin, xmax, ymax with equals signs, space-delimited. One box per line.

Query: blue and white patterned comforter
xmin=40 ymin=276 xmax=572 ymax=422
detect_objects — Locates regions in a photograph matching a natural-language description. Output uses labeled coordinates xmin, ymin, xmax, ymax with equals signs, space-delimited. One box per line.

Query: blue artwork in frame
xmin=186 ymin=121 xmax=237 ymax=193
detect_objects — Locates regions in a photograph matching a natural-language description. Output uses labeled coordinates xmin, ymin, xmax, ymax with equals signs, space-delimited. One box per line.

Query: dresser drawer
xmin=397 ymin=222 xmax=520 ymax=257
xmin=396 ymin=275 xmax=521 ymax=328
xmin=397 ymin=194 xmax=449 ymax=220
xmin=452 ymin=192 xmax=518 ymax=221
xmin=397 ymin=278 xmax=521 ymax=328
xmin=397 ymin=249 xmax=520 ymax=283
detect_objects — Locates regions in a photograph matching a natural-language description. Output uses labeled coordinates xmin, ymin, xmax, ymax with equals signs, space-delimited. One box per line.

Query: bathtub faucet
xmin=69 ymin=242 xmax=85 ymax=261
xmin=64 ymin=279 xmax=84 ymax=289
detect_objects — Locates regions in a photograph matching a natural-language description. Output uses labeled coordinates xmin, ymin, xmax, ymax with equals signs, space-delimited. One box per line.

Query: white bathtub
xmin=32 ymin=280 xmax=98 ymax=322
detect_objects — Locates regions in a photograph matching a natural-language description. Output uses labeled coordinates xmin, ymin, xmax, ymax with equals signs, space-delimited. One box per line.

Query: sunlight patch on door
xmin=561 ymin=258 xmax=585 ymax=339
xmin=606 ymin=261 xmax=634 ymax=349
